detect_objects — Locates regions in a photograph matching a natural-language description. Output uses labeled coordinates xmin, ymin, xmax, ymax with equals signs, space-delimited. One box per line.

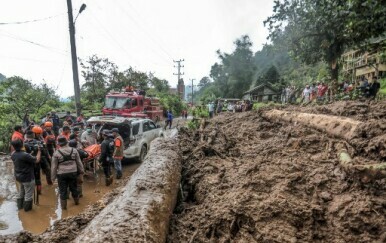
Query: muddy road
xmin=0 ymin=155 xmax=139 ymax=235
xmin=168 ymin=101 xmax=386 ymax=243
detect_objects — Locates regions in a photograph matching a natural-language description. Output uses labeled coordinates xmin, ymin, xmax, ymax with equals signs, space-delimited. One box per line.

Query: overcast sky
xmin=0 ymin=0 xmax=274 ymax=97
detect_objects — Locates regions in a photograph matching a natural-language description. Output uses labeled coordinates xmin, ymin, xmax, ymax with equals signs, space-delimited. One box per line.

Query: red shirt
xmin=11 ymin=131 xmax=24 ymax=141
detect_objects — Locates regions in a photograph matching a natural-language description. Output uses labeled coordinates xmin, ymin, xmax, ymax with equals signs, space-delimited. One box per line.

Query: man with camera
xmin=25 ymin=128 xmax=52 ymax=196
xmin=11 ymin=139 xmax=40 ymax=212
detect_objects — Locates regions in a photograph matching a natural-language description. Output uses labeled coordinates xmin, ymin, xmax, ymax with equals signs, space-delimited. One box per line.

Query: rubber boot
xmin=23 ymin=201 xmax=33 ymax=212
xmin=77 ymin=184 xmax=83 ymax=198
xmin=37 ymin=185 xmax=42 ymax=195
xmin=46 ymin=175 xmax=53 ymax=185
xmin=116 ymin=171 xmax=122 ymax=179
xmin=17 ymin=198 xmax=24 ymax=210
xmin=105 ymin=177 xmax=111 ymax=186
xmin=74 ymin=197 xmax=79 ymax=205
xmin=61 ymin=199 xmax=67 ymax=210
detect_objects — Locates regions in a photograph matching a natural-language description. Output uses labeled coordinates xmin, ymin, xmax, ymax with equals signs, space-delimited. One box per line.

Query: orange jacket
xmin=11 ymin=131 xmax=24 ymax=141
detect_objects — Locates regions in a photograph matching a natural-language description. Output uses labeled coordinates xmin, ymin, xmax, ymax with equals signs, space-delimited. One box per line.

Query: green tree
xmin=0 ymin=76 xmax=59 ymax=120
xmin=0 ymin=73 xmax=5 ymax=82
xmin=0 ymin=76 xmax=59 ymax=151
xmin=198 ymin=76 xmax=211 ymax=87
xmin=256 ymin=65 xmax=280 ymax=86
xmin=80 ymin=55 xmax=117 ymax=103
xmin=210 ymin=35 xmax=257 ymax=98
xmin=150 ymin=77 xmax=170 ymax=93
xmin=265 ymin=0 xmax=386 ymax=84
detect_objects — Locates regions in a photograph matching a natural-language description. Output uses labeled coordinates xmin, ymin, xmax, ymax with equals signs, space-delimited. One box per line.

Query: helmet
xmin=44 ymin=121 xmax=53 ymax=127
xmin=32 ymin=126 xmax=43 ymax=134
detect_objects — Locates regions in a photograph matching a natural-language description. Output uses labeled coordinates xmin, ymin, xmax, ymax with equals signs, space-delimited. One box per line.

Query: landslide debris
xmin=168 ymin=107 xmax=386 ymax=242
xmin=0 ymin=182 xmax=123 ymax=243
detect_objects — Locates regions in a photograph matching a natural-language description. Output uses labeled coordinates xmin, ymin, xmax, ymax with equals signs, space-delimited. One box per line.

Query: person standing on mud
xmin=207 ymin=102 xmax=214 ymax=118
xmin=164 ymin=111 xmax=173 ymax=130
xmin=11 ymin=139 xmax=40 ymax=212
xmin=302 ymin=85 xmax=311 ymax=103
xmin=112 ymin=128 xmax=123 ymax=179
xmin=69 ymin=139 xmax=89 ymax=198
xmin=100 ymin=130 xmax=114 ymax=186
xmin=51 ymin=136 xmax=84 ymax=210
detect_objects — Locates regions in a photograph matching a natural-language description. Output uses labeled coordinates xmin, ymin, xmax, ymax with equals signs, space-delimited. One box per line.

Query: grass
xmin=379 ymin=78 xmax=386 ymax=95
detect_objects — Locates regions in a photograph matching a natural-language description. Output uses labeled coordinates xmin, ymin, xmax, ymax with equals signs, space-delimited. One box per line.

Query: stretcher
xmin=83 ymin=144 xmax=101 ymax=176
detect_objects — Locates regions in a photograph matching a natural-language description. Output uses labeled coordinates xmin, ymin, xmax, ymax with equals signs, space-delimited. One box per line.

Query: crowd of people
xmin=281 ymin=77 xmax=381 ymax=104
xmin=10 ymin=111 xmax=124 ymax=212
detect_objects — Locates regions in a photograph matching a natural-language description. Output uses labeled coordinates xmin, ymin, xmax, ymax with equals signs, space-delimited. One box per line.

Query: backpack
xmin=57 ymin=148 xmax=74 ymax=164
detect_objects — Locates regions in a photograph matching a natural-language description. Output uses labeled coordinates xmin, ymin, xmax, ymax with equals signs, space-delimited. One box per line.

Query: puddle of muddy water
xmin=0 ymin=160 xmax=140 ymax=235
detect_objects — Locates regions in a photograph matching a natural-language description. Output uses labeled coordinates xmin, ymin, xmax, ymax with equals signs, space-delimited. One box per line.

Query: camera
xmin=25 ymin=140 xmax=45 ymax=154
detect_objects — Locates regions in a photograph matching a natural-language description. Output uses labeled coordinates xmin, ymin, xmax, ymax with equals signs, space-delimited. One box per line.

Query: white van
xmin=87 ymin=116 xmax=163 ymax=162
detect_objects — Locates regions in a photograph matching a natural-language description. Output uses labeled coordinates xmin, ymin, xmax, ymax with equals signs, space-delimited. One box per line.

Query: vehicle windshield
xmin=104 ymin=97 xmax=130 ymax=109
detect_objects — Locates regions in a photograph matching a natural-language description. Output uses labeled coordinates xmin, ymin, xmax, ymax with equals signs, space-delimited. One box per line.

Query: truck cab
xmin=102 ymin=88 xmax=163 ymax=122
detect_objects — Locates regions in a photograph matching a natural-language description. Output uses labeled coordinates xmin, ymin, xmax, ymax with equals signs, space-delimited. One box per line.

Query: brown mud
xmin=168 ymin=102 xmax=386 ymax=243
xmin=75 ymin=138 xmax=180 ymax=243
xmin=0 ymin=162 xmax=139 ymax=243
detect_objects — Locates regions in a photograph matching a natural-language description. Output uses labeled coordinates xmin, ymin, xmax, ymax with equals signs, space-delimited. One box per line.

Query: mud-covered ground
xmin=0 ymin=176 xmax=130 ymax=243
xmin=168 ymin=101 xmax=386 ymax=242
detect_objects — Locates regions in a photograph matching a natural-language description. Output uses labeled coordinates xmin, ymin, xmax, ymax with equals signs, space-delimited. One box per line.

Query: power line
xmin=0 ymin=13 xmax=64 ymax=25
xmin=112 ymin=0 xmax=173 ymax=64
xmin=0 ymin=30 xmax=69 ymax=55
xmin=123 ymin=0 xmax=175 ymax=59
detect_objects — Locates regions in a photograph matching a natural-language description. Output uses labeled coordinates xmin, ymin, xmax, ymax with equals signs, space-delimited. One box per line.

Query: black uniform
xmin=100 ymin=137 xmax=113 ymax=180
xmin=24 ymin=138 xmax=52 ymax=188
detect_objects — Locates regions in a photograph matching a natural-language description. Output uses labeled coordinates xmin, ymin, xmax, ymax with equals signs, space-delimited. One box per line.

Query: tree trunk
xmin=329 ymin=58 xmax=339 ymax=100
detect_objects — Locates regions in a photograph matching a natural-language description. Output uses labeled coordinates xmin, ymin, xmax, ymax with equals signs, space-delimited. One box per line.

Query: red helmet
xmin=32 ymin=126 xmax=43 ymax=134
xmin=44 ymin=121 xmax=53 ymax=127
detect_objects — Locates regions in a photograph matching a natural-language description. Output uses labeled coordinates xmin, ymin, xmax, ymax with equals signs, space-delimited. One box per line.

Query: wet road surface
xmin=0 ymin=157 xmax=140 ymax=235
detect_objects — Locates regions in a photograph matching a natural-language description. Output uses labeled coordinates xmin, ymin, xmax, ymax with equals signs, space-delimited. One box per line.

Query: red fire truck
xmin=102 ymin=87 xmax=164 ymax=122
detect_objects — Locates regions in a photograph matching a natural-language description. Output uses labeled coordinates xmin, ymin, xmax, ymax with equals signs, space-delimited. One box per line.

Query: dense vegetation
xmin=0 ymin=55 xmax=186 ymax=152
xmin=196 ymin=0 xmax=386 ymax=103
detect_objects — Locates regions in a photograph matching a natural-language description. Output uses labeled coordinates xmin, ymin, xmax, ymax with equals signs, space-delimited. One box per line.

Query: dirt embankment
xmin=168 ymin=103 xmax=386 ymax=242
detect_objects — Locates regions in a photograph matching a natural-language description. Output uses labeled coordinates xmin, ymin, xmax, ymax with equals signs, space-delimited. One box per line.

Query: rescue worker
xmin=100 ymin=130 xmax=114 ymax=186
xmin=24 ymin=130 xmax=43 ymax=195
xmin=69 ymin=139 xmax=88 ymax=198
xmin=31 ymin=126 xmax=53 ymax=187
xmin=43 ymin=121 xmax=56 ymax=157
xmin=51 ymin=110 xmax=60 ymax=136
xmin=61 ymin=126 xmax=71 ymax=141
xmin=112 ymin=128 xmax=123 ymax=179
xmin=12 ymin=125 xmax=24 ymax=141
xmin=11 ymin=139 xmax=40 ymax=212
xmin=81 ymin=125 xmax=97 ymax=147
xmin=11 ymin=125 xmax=24 ymax=152
xmin=51 ymin=136 xmax=84 ymax=210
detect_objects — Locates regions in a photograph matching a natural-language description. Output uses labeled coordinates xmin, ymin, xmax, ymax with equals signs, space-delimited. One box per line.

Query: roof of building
xmin=243 ymin=83 xmax=279 ymax=95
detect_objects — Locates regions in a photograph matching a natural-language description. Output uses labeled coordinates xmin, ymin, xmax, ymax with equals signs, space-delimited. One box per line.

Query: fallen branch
xmin=336 ymin=144 xmax=386 ymax=182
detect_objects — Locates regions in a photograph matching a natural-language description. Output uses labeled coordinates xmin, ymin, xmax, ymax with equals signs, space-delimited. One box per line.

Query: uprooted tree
xmin=265 ymin=0 xmax=386 ymax=87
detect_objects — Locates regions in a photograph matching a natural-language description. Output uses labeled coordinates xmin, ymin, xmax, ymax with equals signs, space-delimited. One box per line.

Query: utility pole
xmin=173 ymin=59 xmax=185 ymax=83
xmin=173 ymin=59 xmax=185 ymax=100
xmin=190 ymin=78 xmax=195 ymax=105
xmin=67 ymin=0 xmax=82 ymax=116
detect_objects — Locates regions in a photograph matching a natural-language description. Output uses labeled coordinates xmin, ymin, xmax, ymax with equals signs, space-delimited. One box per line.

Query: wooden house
xmin=243 ymin=83 xmax=280 ymax=102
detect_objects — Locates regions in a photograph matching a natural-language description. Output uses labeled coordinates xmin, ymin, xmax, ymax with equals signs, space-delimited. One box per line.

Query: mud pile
xmin=168 ymin=107 xmax=386 ymax=242
xmin=1 ymin=182 xmax=122 ymax=243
